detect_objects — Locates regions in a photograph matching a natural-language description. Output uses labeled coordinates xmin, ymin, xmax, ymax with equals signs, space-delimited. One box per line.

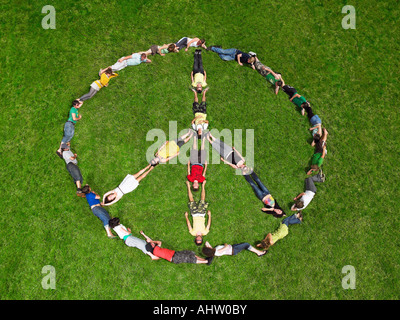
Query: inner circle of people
xmin=56 ymin=36 xmax=328 ymax=266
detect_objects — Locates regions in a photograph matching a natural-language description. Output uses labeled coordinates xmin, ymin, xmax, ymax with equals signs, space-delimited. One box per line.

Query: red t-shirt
xmin=153 ymin=245 xmax=175 ymax=262
xmin=187 ymin=164 xmax=205 ymax=183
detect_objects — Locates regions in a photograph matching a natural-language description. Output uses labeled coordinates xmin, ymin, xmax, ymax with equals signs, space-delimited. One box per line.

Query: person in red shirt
xmin=140 ymin=231 xmax=211 ymax=265
xmin=187 ymin=134 xmax=208 ymax=191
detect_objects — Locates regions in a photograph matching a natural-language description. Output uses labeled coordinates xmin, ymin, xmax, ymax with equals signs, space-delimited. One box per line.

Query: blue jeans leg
xmin=282 ymin=214 xmax=301 ymax=227
xmin=243 ymin=174 xmax=267 ymax=201
xmin=62 ymin=121 xmax=75 ymax=143
xmin=91 ymin=206 xmax=111 ymax=226
xmin=232 ymin=243 xmax=251 ymax=255
xmin=250 ymin=172 xmax=270 ymax=195
xmin=211 ymin=47 xmax=237 ymax=61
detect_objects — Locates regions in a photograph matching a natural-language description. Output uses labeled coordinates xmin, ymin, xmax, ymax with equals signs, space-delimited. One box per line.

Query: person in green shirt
xmin=145 ymin=43 xmax=178 ymax=56
xmin=253 ymin=57 xmax=283 ymax=94
xmin=56 ymin=100 xmax=82 ymax=157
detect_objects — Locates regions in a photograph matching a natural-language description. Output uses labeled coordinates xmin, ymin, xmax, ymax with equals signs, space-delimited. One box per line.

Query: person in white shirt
xmin=201 ymin=241 xmax=266 ymax=263
xmin=291 ymin=173 xmax=325 ymax=211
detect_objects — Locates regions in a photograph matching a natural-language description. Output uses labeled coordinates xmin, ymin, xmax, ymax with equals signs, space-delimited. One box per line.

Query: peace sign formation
xmin=56 ymin=36 xmax=328 ymax=265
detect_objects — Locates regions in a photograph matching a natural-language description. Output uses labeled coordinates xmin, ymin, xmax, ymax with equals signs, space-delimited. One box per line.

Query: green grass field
xmin=1 ymin=0 xmax=399 ymax=301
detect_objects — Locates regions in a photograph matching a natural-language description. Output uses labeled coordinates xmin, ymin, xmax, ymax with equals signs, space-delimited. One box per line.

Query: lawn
xmin=0 ymin=0 xmax=399 ymax=302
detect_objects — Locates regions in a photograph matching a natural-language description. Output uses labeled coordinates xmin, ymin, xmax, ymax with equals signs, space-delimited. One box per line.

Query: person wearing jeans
xmin=256 ymin=212 xmax=303 ymax=251
xmin=291 ymin=173 xmax=325 ymax=211
xmin=243 ymin=170 xmax=286 ymax=218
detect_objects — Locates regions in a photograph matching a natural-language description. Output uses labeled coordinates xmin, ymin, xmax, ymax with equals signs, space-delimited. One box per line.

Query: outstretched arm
xmin=184 ymin=212 xmax=193 ymax=232
xmin=206 ymin=211 xmax=211 ymax=231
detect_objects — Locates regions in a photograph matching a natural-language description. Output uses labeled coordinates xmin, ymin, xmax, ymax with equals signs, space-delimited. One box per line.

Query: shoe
xmin=56 ymin=150 xmax=63 ymax=159
xmin=258 ymin=250 xmax=268 ymax=257
xmin=206 ymin=256 xmax=214 ymax=265
xmin=319 ymin=169 xmax=326 ymax=182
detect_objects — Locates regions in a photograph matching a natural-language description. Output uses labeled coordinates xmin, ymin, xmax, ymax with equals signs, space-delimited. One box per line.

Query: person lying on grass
xmin=242 ymin=169 xmax=286 ymax=218
xmin=191 ymin=88 xmax=209 ymax=138
xmin=184 ymin=180 xmax=211 ymax=246
xmin=77 ymin=67 xmax=118 ymax=103
xmin=257 ymin=212 xmax=303 ymax=251
xmin=191 ymin=49 xmax=208 ymax=94
xmin=101 ymin=164 xmax=154 ymax=206
xmin=307 ymin=128 xmax=328 ymax=176
xmin=149 ymin=130 xmax=194 ymax=167
xmin=108 ymin=217 xmax=159 ymax=260
xmin=99 ymin=52 xmax=151 ymax=75
xmin=145 ymin=43 xmax=179 ymax=56
xmin=290 ymin=172 xmax=325 ymax=212
xmin=253 ymin=56 xmax=283 ymax=94
xmin=140 ymin=230 xmax=211 ymax=264
xmin=278 ymin=79 xmax=311 ymax=116
xmin=175 ymin=36 xmax=206 ymax=52
xmin=187 ymin=133 xmax=208 ymax=191
xmin=60 ymin=142 xmax=85 ymax=197
xmin=202 ymin=241 xmax=267 ymax=263
xmin=81 ymin=184 xmax=115 ymax=238
xmin=206 ymin=132 xmax=246 ymax=170
xmin=206 ymin=46 xmax=256 ymax=68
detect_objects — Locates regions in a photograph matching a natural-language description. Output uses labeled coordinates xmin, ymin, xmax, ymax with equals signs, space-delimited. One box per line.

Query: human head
xmin=198 ymin=39 xmax=205 ymax=45
xmin=168 ymin=44 xmax=177 ymax=52
xmin=196 ymin=83 xmax=203 ymax=93
xmin=301 ymin=101 xmax=310 ymax=109
xmin=201 ymin=246 xmax=216 ymax=258
xmin=195 ymin=235 xmax=203 ymax=246
xmin=81 ymin=184 xmax=91 ymax=194
xmin=150 ymin=157 xmax=160 ymax=167
xmin=313 ymin=133 xmax=321 ymax=143
xmin=197 ymin=127 xmax=203 ymax=138
xmin=108 ymin=217 xmax=120 ymax=229
xmin=294 ymin=200 xmax=304 ymax=209
xmin=104 ymin=67 xmax=113 ymax=75
xmin=140 ymin=53 xmax=147 ymax=61
xmin=105 ymin=192 xmax=117 ymax=204
xmin=60 ymin=142 xmax=69 ymax=151
xmin=276 ymin=80 xmax=283 ymax=87
xmin=257 ymin=235 xmax=271 ymax=251
xmin=192 ymin=180 xmax=199 ymax=191
xmin=310 ymin=164 xmax=319 ymax=172
xmin=72 ymin=100 xmax=81 ymax=107
xmin=248 ymin=56 xmax=256 ymax=64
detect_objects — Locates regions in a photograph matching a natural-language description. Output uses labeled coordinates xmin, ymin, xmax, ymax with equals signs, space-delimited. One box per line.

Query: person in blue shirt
xmin=81 ymin=185 xmax=116 ymax=238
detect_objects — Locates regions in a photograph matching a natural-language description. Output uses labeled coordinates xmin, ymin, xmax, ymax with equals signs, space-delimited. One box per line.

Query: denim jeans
xmin=232 ymin=243 xmax=251 ymax=255
xmin=244 ymin=172 xmax=270 ymax=201
xmin=91 ymin=206 xmax=111 ymax=226
xmin=282 ymin=214 xmax=302 ymax=226
xmin=61 ymin=121 xmax=75 ymax=143
xmin=211 ymin=47 xmax=238 ymax=61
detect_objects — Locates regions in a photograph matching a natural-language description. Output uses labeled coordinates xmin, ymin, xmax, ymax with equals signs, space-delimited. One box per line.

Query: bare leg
xmin=135 ymin=165 xmax=154 ymax=183
xmin=196 ymin=256 xmax=208 ymax=264
xmin=186 ymin=181 xmax=194 ymax=202
xmin=133 ymin=164 xmax=152 ymax=179
xmin=248 ymin=246 xmax=267 ymax=256
xmin=201 ymin=180 xmax=206 ymax=201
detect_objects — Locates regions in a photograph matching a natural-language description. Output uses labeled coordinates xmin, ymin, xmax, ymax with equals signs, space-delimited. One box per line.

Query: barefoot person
xmin=102 ymin=164 xmax=154 ymax=206
xmin=187 ymin=134 xmax=208 ymax=191
xmin=81 ymin=185 xmax=115 ymax=238
xmin=99 ymin=52 xmax=151 ymax=74
xmin=140 ymin=231 xmax=211 ymax=264
xmin=184 ymin=180 xmax=211 ymax=246
xmin=202 ymin=241 xmax=267 ymax=261
xmin=290 ymin=173 xmax=326 ymax=212
xmin=149 ymin=130 xmax=193 ymax=167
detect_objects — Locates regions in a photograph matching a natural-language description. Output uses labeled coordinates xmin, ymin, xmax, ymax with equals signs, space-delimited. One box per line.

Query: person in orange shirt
xmin=77 ymin=67 xmax=118 ymax=103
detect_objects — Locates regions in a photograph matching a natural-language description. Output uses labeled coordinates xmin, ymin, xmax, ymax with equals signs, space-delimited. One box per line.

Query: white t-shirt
xmin=113 ymin=224 xmax=131 ymax=240
xmin=297 ymin=190 xmax=315 ymax=210
xmin=117 ymin=174 xmax=139 ymax=195
xmin=214 ymin=245 xmax=233 ymax=256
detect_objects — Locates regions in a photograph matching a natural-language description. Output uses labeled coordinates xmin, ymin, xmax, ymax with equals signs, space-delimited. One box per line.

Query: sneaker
xmin=206 ymin=256 xmax=214 ymax=265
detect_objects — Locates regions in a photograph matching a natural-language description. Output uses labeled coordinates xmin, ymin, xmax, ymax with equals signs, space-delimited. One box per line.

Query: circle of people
xmin=56 ymin=36 xmax=328 ymax=265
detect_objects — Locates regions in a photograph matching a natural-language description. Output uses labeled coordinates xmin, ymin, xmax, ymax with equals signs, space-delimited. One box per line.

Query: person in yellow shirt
xmin=191 ymin=88 xmax=209 ymax=138
xmin=77 ymin=67 xmax=118 ymax=102
xmin=149 ymin=129 xmax=194 ymax=167
xmin=191 ymin=49 xmax=207 ymax=94
xmin=184 ymin=180 xmax=211 ymax=246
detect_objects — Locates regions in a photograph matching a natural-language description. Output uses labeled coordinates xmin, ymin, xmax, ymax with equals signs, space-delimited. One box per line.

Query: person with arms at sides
xmin=145 ymin=43 xmax=179 ymax=56
xmin=60 ymin=142 xmax=85 ymax=197
xmin=108 ymin=217 xmax=159 ymax=260
xmin=256 ymin=212 xmax=303 ymax=252
xmin=191 ymin=88 xmax=209 ymax=138
xmin=81 ymin=184 xmax=115 ymax=238
xmin=56 ymin=100 xmax=82 ymax=157
xmin=77 ymin=67 xmax=118 ymax=102
xmin=140 ymin=230 xmax=211 ymax=264
xmin=184 ymin=180 xmax=211 ymax=246
xmin=187 ymin=133 xmax=208 ymax=191
xmin=307 ymin=128 xmax=328 ymax=175
xmin=206 ymin=132 xmax=247 ymax=170
xmin=206 ymin=46 xmax=255 ymax=68
xmin=101 ymin=164 xmax=154 ymax=206
xmin=175 ymin=37 xmax=206 ymax=51
xmin=191 ymin=49 xmax=208 ymax=94
xmin=290 ymin=173 xmax=325 ymax=212
xmin=99 ymin=52 xmax=151 ymax=74
xmin=243 ymin=170 xmax=286 ymax=218
xmin=149 ymin=130 xmax=194 ymax=167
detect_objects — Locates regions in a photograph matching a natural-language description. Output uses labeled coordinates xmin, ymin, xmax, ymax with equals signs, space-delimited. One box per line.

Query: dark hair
xmin=276 ymin=80 xmax=283 ymax=87
xmin=81 ymin=184 xmax=90 ymax=194
xmin=196 ymin=89 xmax=202 ymax=94
xmin=202 ymin=246 xmax=216 ymax=257
xmin=104 ymin=67 xmax=113 ymax=75
xmin=168 ymin=44 xmax=176 ymax=52
xmin=199 ymin=39 xmax=205 ymax=44
xmin=258 ymin=238 xmax=271 ymax=251
xmin=195 ymin=237 xmax=203 ymax=246
xmin=108 ymin=217 xmax=120 ymax=229
xmin=301 ymin=101 xmax=310 ymax=108
xmin=295 ymin=200 xmax=304 ymax=209
xmin=104 ymin=194 xmax=115 ymax=204
xmin=141 ymin=53 xmax=147 ymax=59
xmin=72 ymin=99 xmax=80 ymax=106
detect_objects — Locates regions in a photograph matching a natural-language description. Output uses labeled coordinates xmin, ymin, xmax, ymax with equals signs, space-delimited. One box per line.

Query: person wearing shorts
xmin=191 ymin=89 xmax=209 ymax=138
xmin=140 ymin=231 xmax=210 ymax=264
xmin=81 ymin=185 xmax=115 ymax=238
xmin=61 ymin=143 xmax=85 ymax=197
xmin=108 ymin=217 xmax=159 ymax=260
xmin=184 ymin=180 xmax=211 ymax=246
xmin=101 ymin=164 xmax=155 ymax=206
